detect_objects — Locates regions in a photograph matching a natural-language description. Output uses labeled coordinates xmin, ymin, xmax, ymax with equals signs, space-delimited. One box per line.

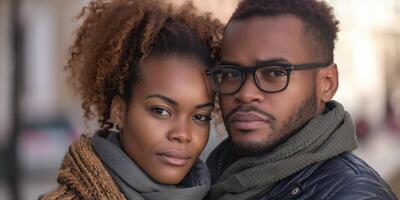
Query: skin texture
xmin=110 ymin=55 xmax=214 ymax=184
xmin=219 ymin=15 xmax=338 ymax=156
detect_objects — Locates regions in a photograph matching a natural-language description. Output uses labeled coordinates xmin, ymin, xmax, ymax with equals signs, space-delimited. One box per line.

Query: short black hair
xmin=230 ymin=0 xmax=339 ymax=63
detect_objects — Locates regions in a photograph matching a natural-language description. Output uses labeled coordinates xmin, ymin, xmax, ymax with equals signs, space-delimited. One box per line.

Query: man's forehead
xmin=224 ymin=15 xmax=305 ymax=38
xmin=221 ymin=15 xmax=311 ymax=65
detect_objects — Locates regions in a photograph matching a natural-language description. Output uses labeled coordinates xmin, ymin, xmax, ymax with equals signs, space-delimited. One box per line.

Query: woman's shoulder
xmin=40 ymin=185 xmax=78 ymax=200
xmin=40 ymin=133 xmax=127 ymax=200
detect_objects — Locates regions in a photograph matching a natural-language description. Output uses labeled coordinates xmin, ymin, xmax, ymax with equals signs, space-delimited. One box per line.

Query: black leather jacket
xmin=255 ymin=153 xmax=397 ymax=200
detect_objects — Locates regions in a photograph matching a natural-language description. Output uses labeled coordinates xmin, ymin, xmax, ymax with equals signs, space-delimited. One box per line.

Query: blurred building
xmin=327 ymin=0 xmax=400 ymax=127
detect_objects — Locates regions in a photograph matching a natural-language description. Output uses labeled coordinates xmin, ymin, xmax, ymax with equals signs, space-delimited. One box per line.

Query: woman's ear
xmin=317 ymin=63 xmax=339 ymax=103
xmin=110 ymin=96 xmax=127 ymax=130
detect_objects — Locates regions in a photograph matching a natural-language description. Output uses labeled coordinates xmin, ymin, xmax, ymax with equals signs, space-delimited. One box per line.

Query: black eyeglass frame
xmin=205 ymin=62 xmax=331 ymax=95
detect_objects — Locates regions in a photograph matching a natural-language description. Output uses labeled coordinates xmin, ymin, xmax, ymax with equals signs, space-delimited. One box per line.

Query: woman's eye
xmin=151 ymin=107 xmax=171 ymax=116
xmin=193 ymin=114 xmax=212 ymax=122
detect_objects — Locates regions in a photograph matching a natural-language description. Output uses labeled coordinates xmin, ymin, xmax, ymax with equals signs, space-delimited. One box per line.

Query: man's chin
xmin=229 ymin=129 xmax=276 ymax=156
xmin=231 ymin=140 xmax=272 ymax=157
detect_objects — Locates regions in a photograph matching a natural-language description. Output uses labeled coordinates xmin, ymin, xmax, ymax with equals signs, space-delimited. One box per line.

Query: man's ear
xmin=317 ymin=63 xmax=338 ymax=103
xmin=110 ymin=96 xmax=127 ymax=129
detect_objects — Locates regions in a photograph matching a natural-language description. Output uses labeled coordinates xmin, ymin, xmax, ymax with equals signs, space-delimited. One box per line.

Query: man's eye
xmin=151 ymin=107 xmax=171 ymax=116
xmin=222 ymin=71 xmax=240 ymax=80
xmin=193 ymin=114 xmax=212 ymax=122
xmin=259 ymin=67 xmax=287 ymax=78
xmin=269 ymin=70 xmax=286 ymax=77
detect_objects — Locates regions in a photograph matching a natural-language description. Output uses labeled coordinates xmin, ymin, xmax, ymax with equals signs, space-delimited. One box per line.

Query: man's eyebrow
xmin=195 ymin=102 xmax=214 ymax=109
xmin=256 ymin=57 xmax=289 ymax=65
xmin=220 ymin=57 xmax=289 ymax=67
xmin=146 ymin=94 xmax=177 ymax=106
xmin=219 ymin=60 xmax=242 ymax=66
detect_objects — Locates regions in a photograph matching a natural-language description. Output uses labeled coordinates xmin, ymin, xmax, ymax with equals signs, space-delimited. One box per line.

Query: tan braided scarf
xmin=41 ymin=135 xmax=127 ymax=200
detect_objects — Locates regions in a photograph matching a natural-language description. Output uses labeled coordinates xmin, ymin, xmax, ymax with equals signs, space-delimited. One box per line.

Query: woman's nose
xmin=167 ymin=119 xmax=192 ymax=143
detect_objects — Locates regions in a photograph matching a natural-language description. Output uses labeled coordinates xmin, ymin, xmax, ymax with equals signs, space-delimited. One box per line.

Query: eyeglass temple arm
xmin=291 ymin=62 xmax=332 ymax=70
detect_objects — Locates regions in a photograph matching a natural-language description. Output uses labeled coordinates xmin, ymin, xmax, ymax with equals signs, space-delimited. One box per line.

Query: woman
xmin=41 ymin=0 xmax=222 ymax=199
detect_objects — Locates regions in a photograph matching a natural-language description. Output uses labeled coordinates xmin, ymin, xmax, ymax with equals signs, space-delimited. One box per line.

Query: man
xmin=205 ymin=0 xmax=397 ymax=199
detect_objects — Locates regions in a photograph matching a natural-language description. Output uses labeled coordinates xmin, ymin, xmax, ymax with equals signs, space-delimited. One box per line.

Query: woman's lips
xmin=229 ymin=112 xmax=270 ymax=130
xmin=156 ymin=150 xmax=191 ymax=166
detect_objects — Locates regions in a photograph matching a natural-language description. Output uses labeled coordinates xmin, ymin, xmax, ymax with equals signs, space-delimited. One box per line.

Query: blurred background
xmin=0 ymin=0 xmax=400 ymax=199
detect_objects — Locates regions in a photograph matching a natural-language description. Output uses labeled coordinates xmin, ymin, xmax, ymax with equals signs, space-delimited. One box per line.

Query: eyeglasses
xmin=205 ymin=61 xmax=330 ymax=95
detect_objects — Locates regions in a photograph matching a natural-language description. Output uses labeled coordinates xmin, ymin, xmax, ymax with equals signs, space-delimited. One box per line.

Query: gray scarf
xmin=206 ymin=101 xmax=358 ymax=200
xmin=92 ymin=132 xmax=211 ymax=200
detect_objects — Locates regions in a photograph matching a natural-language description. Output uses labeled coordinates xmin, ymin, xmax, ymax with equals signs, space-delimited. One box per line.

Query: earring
xmin=116 ymin=123 xmax=122 ymax=132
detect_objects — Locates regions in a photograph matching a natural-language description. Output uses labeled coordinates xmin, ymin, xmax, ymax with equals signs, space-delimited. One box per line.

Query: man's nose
xmin=234 ymin=73 xmax=265 ymax=103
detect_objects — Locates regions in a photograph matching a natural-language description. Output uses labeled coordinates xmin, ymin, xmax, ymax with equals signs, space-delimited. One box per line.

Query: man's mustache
xmin=225 ymin=105 xmax=276 ymax=123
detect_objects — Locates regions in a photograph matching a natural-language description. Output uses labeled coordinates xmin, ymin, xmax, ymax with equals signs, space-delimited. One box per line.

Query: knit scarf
xmin=92 ymin=131 xmax=211 ymax=200
xmin=206 ymin=101 xmax=358 ymax=200
xmin=54 ymin=135 xmax=127 ymax=199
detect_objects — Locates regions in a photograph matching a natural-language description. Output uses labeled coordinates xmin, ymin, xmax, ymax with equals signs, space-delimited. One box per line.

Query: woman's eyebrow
xmin=146 ymin=94 xmax=177 ymax=106
xmin=146 ymin=94 xmax=213 ymax=109
xmin=195 ymin=102 xmax=214 ymax=109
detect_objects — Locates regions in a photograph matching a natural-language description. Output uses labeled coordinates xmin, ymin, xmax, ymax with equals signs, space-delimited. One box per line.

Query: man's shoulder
xmin=265 ymin=153 xmax=397 ymax=200
xmin=317 ymin=152 xmax=381 ymax=178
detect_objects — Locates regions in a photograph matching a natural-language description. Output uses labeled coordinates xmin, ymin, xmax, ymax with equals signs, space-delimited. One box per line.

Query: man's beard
xmin=229 ymin=89 xmax=319 ymax=157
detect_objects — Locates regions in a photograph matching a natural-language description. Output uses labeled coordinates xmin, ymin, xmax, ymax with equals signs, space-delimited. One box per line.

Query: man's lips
xmin=156 ymin=150 xmax=191 ymax=166
xmin=229 ymin=112 xmax=270 ymax=130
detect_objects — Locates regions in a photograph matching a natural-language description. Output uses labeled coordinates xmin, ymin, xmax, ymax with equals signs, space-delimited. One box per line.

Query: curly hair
xmin=230 ymin=0 xmax=339 ymax=63
xmin=67 ymin=0 xmax=223 ymax=131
